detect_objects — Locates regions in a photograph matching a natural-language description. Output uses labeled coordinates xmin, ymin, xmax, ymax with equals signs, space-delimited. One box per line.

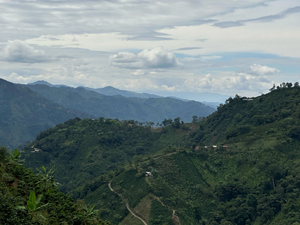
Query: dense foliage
xmin=62 ymin=85 xmax=300 ymax=224
xmin=0 ymin=147 xmax=110 ymax=224
xmin=21 ymin=83 xmax=300 ymax=224
xmin=23 ymin=117 xmax=192 ymax=193
xmin=189 ymin=83 xmax=300 ymax=145
xmin=72 ymin=140 xmax=300 ymax=224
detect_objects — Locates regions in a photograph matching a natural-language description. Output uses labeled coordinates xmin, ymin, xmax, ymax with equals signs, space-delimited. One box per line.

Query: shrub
xmin=2 ymin=173 xmax=15 ymax=183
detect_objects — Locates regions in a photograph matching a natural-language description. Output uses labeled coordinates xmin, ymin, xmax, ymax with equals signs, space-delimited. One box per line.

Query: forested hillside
xmin=23 ymin=118 xmax=193 ymax=193
xmin=22 ymin=84 xmax=300 ymax=224
xmin=189 ymin=82 xmax=300 ymax=145
xmin=0 ymin=147 xmax=110 ymax=224
xmin=0 ymin=79 xmax=86 ymax=149
xmin=68 ymin=84 xmax=300 ymax=225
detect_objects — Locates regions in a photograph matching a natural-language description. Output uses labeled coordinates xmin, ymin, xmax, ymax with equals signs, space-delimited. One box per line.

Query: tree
xmin=147 ymin=121 xmax=155 ymax=128
xmin=74 ymin=202 xmax=109 ymax=225
xmin=16 ymin=191 xmax=49 ymax=223
xmin=173 ymin=117 xmax=181 ymax=129
xmin=225 ymin=97 xmax=233 ymax=104
xmin=288 ymin=126 xmax=300 ymax=140
xmin=0 ymin=146 xmax=8 ymax=160
xmin=192 ymin=115 xmax=199 ymax=123
xmin=36 ymin=166 xmax=60 ymax=192
xmin=266 ymin=164 xmax=284 ymax=190
xmin=162 ymin=118 xmax=172 ymax=127
xmin=8 ymin=149 xmax=25 ymax=165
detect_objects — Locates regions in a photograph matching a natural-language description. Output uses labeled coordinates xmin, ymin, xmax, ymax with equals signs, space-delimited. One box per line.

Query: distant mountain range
xmin=28 ymin=80 xmax=224 ymax=108
xmin=24 ymin=83 xmax=215 ymax=123
xmin=83 ymin=86 xmax=161 ymax=98
xmin=0 ymin=79 xmax=216 ymax=148
xmin=0 ymin=79 xmax=86 ymax=149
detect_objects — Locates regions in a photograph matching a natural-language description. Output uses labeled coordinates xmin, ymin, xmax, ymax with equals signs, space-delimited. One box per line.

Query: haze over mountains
xmin=28 ymin=80 xmax=228 ymax=105
xmin=0 ymin=78 xmax=216 ymax=148
xmin=24 ymin=81 xmax=216 ymax=122
xmin=0 ymin=78 xmax=86 ymax=149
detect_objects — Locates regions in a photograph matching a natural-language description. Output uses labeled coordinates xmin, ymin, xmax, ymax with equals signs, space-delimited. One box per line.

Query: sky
xmin=1 ymin=0 xmax=300 ymax=101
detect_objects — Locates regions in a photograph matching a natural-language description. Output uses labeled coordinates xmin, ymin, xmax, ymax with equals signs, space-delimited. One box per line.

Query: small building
xmin=145 ymin=171 xmax=152 ymax=176
xmin=194 ymin=146 xmax=199 ymax=150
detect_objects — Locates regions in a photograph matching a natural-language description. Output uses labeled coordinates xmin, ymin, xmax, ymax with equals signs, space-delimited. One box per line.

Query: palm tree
xmin=16 ymin=191 xmax=49 ymax=224
xmin=74 ymin=201 xmax=104 ymax=225
xmin=36 ymin=166 xmax=60 ymax=192
xmin=8 ymin=149 xmax=25 ymax=165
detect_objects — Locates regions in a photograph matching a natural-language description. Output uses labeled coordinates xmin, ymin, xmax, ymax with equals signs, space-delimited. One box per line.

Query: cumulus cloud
xmin=250 ymin=64 xmax=280 ymax=75
xmin=6 ymin=72 xmax=48 ymax=84
xmin=2 ymin=40 xmax=51 ymax=63
xmin=109 ymin=47 xmax=182 ymax=69
xmin=131 ymin=70 xmax=145 ymax=76
xmin=161 ymin=85 xmax=175 ymax=91
xmin=184 ymin=71 xmax=273 ymax=95
xmin=243 ymin=64 xmax=280 ymax=75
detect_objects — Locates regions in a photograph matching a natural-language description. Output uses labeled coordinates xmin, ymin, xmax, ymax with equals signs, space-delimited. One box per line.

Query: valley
xmin=2 ymin=82 xmax=300 ymax=224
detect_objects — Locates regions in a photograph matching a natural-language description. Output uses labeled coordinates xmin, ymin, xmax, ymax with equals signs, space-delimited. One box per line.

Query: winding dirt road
xmin=108 ymin=181 xmax=148 ymax=225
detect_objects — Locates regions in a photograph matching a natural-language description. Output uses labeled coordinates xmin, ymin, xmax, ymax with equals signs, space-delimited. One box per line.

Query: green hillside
xmin=23 ymin=118 xmax=193 ymax=193
xmin=74 ymin=139 xmax=300 ymax=224
xmin=23 ymin=84 xmax=300 ymax=224
xmin=0 ymin=79 xmax=86 ymax=149
xmin=0 ymin=147 xmax=110 ymax=224
xmin=189 ymin=84 xmax=300 ymax=145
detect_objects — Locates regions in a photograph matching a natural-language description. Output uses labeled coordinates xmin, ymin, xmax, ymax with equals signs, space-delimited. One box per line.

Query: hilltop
xmin=23 ymin=118 xmax=194 ymax=193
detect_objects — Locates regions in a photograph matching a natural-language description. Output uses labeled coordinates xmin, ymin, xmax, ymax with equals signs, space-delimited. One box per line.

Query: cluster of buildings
xmin=194 ymin=145 xmax=229 ymax=150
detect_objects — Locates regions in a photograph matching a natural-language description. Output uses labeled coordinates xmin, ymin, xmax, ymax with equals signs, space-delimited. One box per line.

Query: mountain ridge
xmin=0 ymin=78 xmax=86 ymax=149
xmin=28 ymin=80 xmax=224 ymax=106
xmin=23 ymin=83 xmax=215 ymax=123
